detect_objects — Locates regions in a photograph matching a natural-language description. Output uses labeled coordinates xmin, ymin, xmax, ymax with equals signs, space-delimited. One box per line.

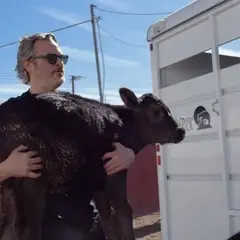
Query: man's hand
xmin=2 ymin=145 xmax=43 ymax=179
xmin=102 ymin=142 xmax=135 ymax=175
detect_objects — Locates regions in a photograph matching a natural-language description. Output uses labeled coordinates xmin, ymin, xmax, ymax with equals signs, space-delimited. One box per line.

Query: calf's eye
xmin=152 ymin=109 xmax=160 ymax=115
xmin=150 ymin=108 xmax=164 ymax=123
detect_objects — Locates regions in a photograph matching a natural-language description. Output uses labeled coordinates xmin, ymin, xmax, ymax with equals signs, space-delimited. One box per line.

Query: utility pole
xmin=69 ymin=75 xmax=84 ymax=94
xmin=90 ymin=4 xmax=104 ymax=103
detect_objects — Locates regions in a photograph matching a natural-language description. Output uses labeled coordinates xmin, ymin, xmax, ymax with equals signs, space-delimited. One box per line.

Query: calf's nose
xmin=176 ymin=127 xmax=186 ymax=140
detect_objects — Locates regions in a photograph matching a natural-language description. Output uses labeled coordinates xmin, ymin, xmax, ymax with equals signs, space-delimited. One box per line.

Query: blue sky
xmin=0 ymin=0 xmax=239 ymax=104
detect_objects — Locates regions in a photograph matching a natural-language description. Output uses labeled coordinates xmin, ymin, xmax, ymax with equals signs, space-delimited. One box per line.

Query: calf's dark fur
xmin=228 ymin=232 xmax=240 ymax=240
xmin=0 ymin=87 xmax=185 ymax=240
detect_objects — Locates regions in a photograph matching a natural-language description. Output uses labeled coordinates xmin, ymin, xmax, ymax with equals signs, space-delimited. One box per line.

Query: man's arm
xmin=0 ymin=96 xmax=43 ymax=183
xmin=0 ymin=145 xmax=42 ymax=183
xmin=102 ymin=142 xmax=135 ymax=175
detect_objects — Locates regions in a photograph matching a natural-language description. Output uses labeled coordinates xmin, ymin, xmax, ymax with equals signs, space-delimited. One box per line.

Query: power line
xmin=0 ymin=19 xmax=92 ymax=50
xmin=98 ymin=24 xmax=147 ymax=49
xmin=95 ymin=7 xmax=172 ymax=16
xmin=0 ymin=73 xmax=15 ymax=75
xmin=0 ymin=41 xmax=18 ymax=49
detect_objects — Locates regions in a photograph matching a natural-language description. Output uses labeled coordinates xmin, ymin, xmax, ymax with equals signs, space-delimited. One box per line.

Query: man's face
xmin=26 ymin=39 xmax=67 ymax=92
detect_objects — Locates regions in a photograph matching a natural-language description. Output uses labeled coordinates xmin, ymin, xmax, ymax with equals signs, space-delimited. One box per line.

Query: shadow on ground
xmin=134 ymin=219 xmax=161 ymax=238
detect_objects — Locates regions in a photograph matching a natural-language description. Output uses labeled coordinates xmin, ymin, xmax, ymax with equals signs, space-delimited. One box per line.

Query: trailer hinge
xmin=150 ymin=43 xmax=153 ymax=51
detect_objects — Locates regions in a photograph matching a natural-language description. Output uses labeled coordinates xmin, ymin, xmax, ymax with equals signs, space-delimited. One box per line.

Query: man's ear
xmin=23 ymin=59 xmax=31 ymax=73
xmin=119 ymin=88 xmax=139 ymax=108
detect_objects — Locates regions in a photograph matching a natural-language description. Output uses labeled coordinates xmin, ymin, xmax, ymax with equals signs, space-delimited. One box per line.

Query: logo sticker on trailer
xmin=179 ymin=116 xmax=194 ymax=131
xmin=193 ymin=106 xmax=212 ymax=130
xmin=178 ymin=105 xmax=212 ymax=131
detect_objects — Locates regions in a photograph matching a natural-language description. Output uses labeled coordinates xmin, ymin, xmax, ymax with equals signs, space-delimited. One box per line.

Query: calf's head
xmin=119 ymin=88 xmax=185 ymax=145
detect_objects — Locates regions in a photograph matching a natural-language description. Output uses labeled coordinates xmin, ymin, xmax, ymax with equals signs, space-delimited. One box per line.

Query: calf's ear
xmin=119 ymin=88 xmax=139 ymax=108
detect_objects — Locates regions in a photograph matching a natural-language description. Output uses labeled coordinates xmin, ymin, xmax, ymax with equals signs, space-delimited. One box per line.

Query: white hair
xmin=15 ymin=32 xmax=58 ymax=84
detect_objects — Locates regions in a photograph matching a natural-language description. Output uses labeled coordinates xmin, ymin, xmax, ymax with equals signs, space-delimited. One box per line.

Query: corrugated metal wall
xmin=126 ymin=144 xmax=160 ymax=216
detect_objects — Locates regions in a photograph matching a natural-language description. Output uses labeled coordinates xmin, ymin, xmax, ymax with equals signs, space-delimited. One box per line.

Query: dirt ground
xmin=133 ymin=212 xmax=161 ymax=240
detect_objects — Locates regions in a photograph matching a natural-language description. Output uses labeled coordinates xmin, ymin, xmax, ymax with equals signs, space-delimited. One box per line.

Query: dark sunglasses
xmin=29 ymin=53 xmax=69 ymax=65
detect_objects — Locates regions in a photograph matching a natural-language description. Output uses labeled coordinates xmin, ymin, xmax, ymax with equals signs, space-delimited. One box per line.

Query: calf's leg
xmin=42 ymin=216 xmax=88 ymax=240
xmin=18 ymin=179 xmax=45 ymax=240
xmin=106 ymin=171 xmax=135 ymax=240
xmin=93 ymin=190 xmax=121 ymax=240
xmin=0 ymin=186 xmax=19 ymax=240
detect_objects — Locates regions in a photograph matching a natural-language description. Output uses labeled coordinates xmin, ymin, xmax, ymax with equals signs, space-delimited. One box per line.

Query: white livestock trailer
xmin=147 ymin=0 xmax=240 ymax=239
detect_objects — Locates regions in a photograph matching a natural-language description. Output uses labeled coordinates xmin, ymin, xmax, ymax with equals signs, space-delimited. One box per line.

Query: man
xmin=12 ymin=32 xmax=136 ymax=239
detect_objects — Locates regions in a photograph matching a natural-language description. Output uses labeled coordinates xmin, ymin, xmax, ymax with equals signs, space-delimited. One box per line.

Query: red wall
xmin=126 ymin=144 xmax=160 ymax=216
